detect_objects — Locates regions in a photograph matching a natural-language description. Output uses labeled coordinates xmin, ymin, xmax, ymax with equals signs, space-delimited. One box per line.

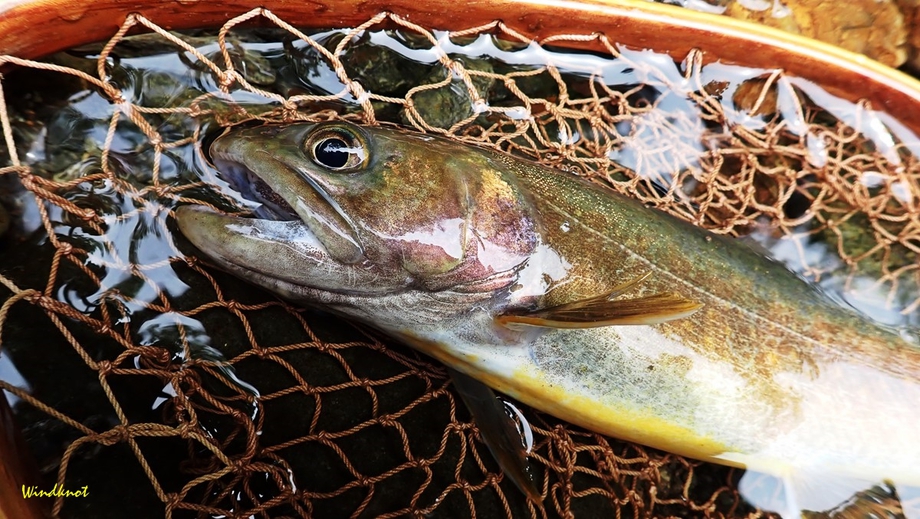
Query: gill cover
xmin=283 ymin=121 xmax=542 ymax=290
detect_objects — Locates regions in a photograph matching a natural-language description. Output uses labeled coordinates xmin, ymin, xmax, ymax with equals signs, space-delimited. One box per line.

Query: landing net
xmin=0 ymin=8 xmax=916 ymax=518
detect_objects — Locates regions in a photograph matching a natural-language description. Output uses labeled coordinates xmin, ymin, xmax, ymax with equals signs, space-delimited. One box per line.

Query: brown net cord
xmin=0 ymin=8 xmax=916 ymax=518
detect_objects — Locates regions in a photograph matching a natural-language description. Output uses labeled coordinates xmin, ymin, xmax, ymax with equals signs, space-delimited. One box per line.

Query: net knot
xmin=78 ymin=208 xmax=97 ymax=221
xmin=58 ymin=241 xmax=75 ymax=256
xmin=347 ymin=80 xmax=367 ymax=101
xmin=176 ymin=422 xmax=195 ymax=439
xmin=163 ymin=493 xmax=182 ymax=510
xmin=98 ymin=424 xmax=131 ymax=446
xmin=281 ymin=99 xmax=297 ymax=114
xmin=446 ymin=59 xmax=464 ymax=76
xmin=151 ymin=185 xmax=172 ymax=198
xmin=231 ymin=457 xmax=250 ymax=472
xmin=377 ymin=414 xmax=396 ymax=427
xmin=97 ymin=359 xmax=114 ymax=376
xmin=446 ymin=421 xmax=466 ymax=434
xmin=28 ymin=292 xmax=54 ymax=310
xmin=411 ymin=458 xmax=431 ymax=469
xmin=218 ymin=71 xmax=239 ymax=89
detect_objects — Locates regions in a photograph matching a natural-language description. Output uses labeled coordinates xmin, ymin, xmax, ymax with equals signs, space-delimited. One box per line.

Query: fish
xmin=175 ymin=121 xmax=920 ymax=516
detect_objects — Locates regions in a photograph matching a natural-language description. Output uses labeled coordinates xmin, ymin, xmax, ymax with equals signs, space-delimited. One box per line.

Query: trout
xmin=175 ymin=122 xmax=920 ymax=515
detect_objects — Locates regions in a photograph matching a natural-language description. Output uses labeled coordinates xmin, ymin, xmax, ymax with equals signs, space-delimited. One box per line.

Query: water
xmin=0 ymin=21 xmax=918 ymax=518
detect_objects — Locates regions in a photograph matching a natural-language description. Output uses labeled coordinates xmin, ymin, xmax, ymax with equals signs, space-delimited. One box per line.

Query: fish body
xmin=176 ymin=122 xmax=920 ymax=513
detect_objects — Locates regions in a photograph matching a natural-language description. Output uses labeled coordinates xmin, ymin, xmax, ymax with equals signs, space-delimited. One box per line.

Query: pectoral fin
xmin=449 ymin=369 xmax=542 ymax=502
xmin=496 ymin=291 xmax=702 ymax=329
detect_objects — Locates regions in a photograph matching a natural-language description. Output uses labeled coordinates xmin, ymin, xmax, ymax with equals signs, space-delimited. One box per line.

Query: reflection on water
xmin=0 ymin=352 xmax=29 ymax=406
xmin=0 ymin=19 xmax=917 ymax=518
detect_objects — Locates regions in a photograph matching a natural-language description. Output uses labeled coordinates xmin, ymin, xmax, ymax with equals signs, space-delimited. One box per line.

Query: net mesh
xmin=0 ymin=7 xmax=916 ymax=518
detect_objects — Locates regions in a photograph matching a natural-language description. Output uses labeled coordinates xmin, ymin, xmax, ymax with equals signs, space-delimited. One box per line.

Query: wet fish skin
xmin=175 ymin=121 xmax=920 ymax=513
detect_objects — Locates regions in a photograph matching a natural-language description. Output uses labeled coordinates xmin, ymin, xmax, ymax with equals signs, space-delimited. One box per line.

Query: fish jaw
xmin=175 ymin=205 xmax=512 ymax=332
xmin=174 ymin=205 xmax=402 ymax=297
xmin=208 ymin=124 xmax=367 ymax=265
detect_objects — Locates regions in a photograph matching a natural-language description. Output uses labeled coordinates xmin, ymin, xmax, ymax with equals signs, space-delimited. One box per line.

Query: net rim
xmin=0 ymin=0 xmax=919 ymax=133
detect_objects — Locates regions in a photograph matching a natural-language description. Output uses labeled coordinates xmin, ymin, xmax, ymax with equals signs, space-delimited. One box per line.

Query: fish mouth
xmin=206 ymin=125 xmax=365 ymax=265
xmin=174 ymin=203 xmax=345 ymax=299
xmin=211 ymin=155 xmax=302 ymax=222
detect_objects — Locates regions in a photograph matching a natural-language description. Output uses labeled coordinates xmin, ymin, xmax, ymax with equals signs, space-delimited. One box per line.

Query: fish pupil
xmin=314 ymin=137 xmax=351 ymax=169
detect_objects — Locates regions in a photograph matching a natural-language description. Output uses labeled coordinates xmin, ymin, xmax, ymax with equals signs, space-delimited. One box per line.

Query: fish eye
xmin=306 ymin=125 xmax=367 ymax=172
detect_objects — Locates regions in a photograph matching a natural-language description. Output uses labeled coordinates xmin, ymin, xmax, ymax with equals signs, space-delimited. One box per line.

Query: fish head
xmin=176 ymin=122 xmax=540 ymax=318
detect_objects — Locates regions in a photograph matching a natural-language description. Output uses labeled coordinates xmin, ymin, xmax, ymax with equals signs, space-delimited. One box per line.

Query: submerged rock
xmin=657 ymin=0 xmax=910 ymax=67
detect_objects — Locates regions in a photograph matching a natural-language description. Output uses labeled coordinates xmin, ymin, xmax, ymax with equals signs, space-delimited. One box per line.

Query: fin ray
xmin=449 ymin=369 xmax=542 ymax=502
xmin=497 ymin=291 xmax=702 ymax=329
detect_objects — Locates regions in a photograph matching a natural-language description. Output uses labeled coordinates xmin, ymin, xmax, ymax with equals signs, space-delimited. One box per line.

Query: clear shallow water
xmin=0 ymin=21 xmax=918 ymax=517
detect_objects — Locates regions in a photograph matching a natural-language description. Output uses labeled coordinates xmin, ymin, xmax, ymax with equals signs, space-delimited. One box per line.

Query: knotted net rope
xmin=0 ymin=7 xmax=916 ymax=518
